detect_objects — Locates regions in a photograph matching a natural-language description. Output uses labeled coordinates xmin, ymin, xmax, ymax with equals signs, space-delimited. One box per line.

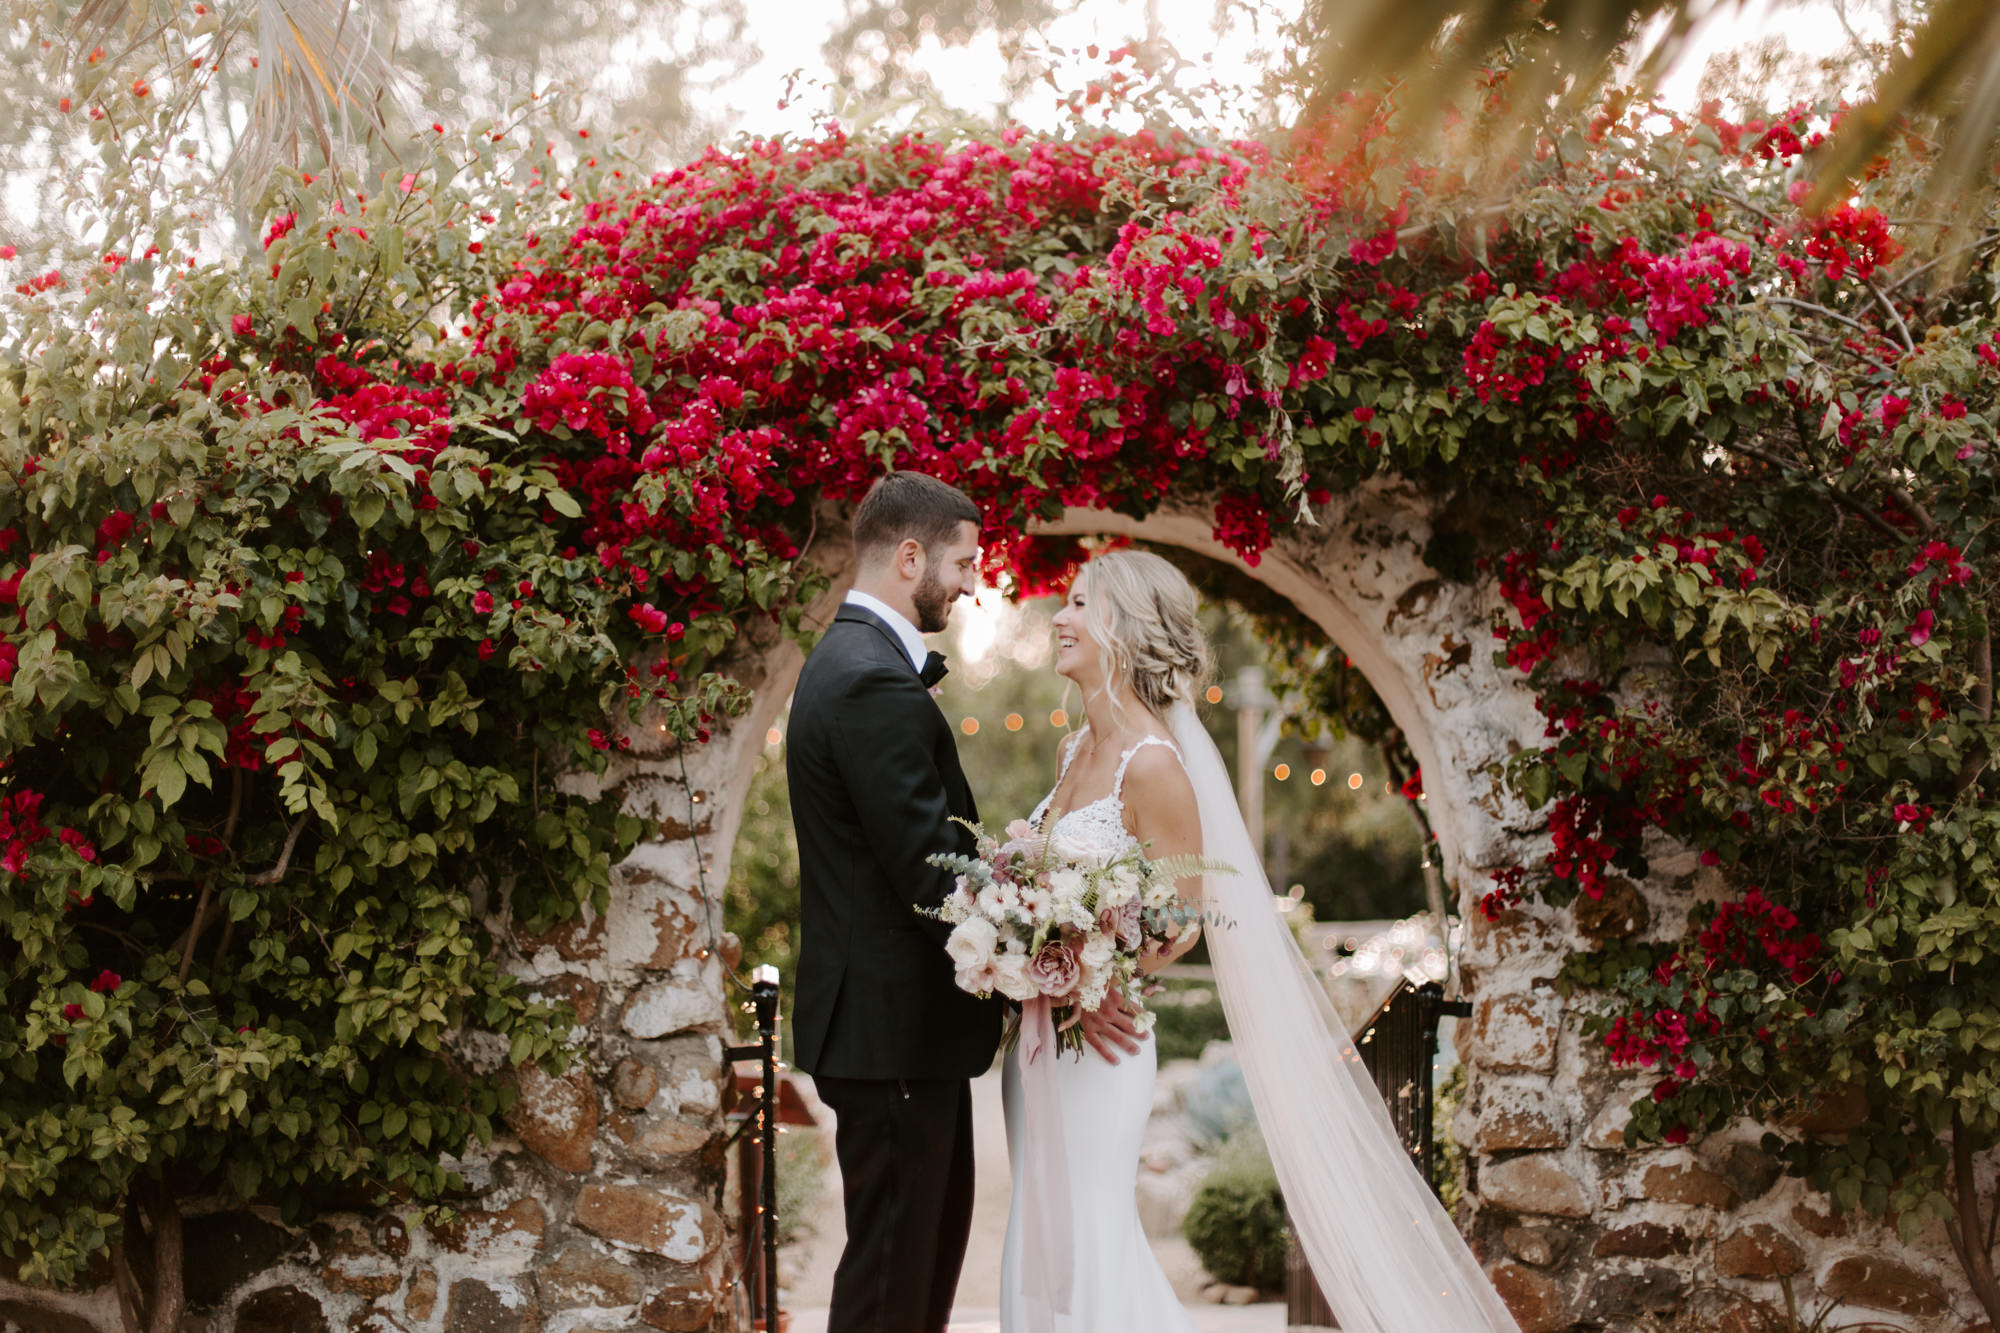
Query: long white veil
xmin=1167 ymin=700 xmax=1521 ymax=1333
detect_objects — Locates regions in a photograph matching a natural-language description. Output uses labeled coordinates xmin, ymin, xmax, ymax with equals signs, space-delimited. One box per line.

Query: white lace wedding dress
xmin=999 ymin=731 xmax=1199 ymax=1333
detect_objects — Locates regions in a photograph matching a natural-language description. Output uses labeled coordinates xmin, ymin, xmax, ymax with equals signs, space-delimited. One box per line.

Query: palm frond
xmin=231 ymin=0 xmax=406 ymax=192
xmin=63 ymin=0 xmax=408 ymax=201
xmin=1295 ymin=0 xmax=2000 ymax=254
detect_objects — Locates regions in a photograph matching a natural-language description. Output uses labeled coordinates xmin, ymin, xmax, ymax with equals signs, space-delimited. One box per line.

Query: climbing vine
xmin=4 ymin=63 xmax=1999 ymax=1314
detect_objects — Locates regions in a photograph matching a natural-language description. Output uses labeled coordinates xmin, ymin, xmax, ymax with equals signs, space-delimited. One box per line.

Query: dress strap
xmin=1111 ymin=735 xmax=1182 ymax=799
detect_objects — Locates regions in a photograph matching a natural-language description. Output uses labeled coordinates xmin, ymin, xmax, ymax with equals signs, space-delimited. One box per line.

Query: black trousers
xmin=814 ymin=1075 xmax=976 ymax=1333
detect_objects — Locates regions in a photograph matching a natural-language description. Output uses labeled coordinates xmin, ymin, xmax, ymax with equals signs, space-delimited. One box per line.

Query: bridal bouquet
xmin=924 ymin=818 xmax=1212 ymax=1053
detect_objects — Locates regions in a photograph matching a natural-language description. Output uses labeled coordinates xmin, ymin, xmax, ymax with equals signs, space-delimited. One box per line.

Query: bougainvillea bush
xmin=4 ymin=65 xmax=1999 ymax=1316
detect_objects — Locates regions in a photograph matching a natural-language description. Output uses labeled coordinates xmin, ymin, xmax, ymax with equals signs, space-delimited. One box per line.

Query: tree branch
xmin=248 ymin=817 xmax=308 ymax=886
xmin=1865 ymin=278 xmax=1917 ymax=357
xmin=1945 ymin=1112 xmax=2000 ymax=1328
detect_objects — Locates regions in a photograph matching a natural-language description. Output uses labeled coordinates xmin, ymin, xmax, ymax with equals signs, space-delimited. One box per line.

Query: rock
xmin=1468 ymin=993 xmax=1560 ymax=1074
xmin=613 ymin=1058 xmax=661 ymax=1111
xmin=1479 ymin=1154 xmax=1592 ymax=1218
xmin=1681 ymin=1288 xmax=1786 ymax=1333
xmin=1714 ymin=1223 xmax=1804 ymax=1278
xmin=632 ymin=1115 xmax=714 ymax=1166
xmin=404 ymin=1267 xmax=439 ymax=1322
xmin=622 ymin=975 xmax=724 ymax=1039
xmin=1790 ymin=1197 xmax=1848 ymax=1238
xmin=372 ymin=1216 xmax=410 ymax=1260
xmin=444 ymin=1279 xmax=540 ymax=1333
xmin=1705 ymin=1141 xmax=1782 ymax=1202
xmin=1574 ymin=877 xmax=1650 ymax=941
xmin=512 ymin=907 xmax=606 ymax=963
xmin=1502 ymin=1223 xmax=1571 ymax=1267
xmin=537 ymin=1243 xmax=645 ymax=1308
xmin=1819 ymin=1255 xmax=1950 ymax=1316
xmin=574 ymin=1182 xmax=722 ymax=1262
xmin=348 ymin=1313 xmax=410 ymax=1333
xmin=235 ymin=1285 xmax=330 ymax=1333
xmin=181 ymin=1211 xmax=298 ymax=1308
xmin=0 ymin=1302 xmax=99 ymax=1333
xmin=1640 ymin=1159 xmax=1739 ymax=1209
xmin=429 ymin=1198 xmax=548 ymax=1257
xmin=657 ymin=1053 xmax=725 ymax=1117
xmin=639 ymin=1286 xmax=721 ymax=1331
xmin=320 ymin=1233 xmax=403 ymax=1298
xmin=505 ymin=1063 xmax=598 ymax=1174
xmin=1579 ymin=1266 xmax=1682 ymax=1320
xmin=1593 ymin=1222 xmax=1690 ymax=1259
xmin=1489 ymin=1262 xmax=1567 ymax=1333
xmin=1475 ymin=1088 xmax=1568 ymax=1152
xmin=536 ymin=972 xmax=601 ymax=1026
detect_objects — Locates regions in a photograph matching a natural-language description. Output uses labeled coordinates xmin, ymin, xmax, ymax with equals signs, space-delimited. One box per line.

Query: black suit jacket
xmin=786 ymin=605 xmax=1003 ymax=1080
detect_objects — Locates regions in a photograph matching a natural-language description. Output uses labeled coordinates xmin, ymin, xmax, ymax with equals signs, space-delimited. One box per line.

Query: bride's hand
xmin=1077 ymin=987 xmax=1144 ymax=1064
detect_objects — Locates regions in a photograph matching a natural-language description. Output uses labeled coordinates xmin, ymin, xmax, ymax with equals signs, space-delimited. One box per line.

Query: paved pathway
xmin=781 ymin=1069 xmax=1284 ymax=1333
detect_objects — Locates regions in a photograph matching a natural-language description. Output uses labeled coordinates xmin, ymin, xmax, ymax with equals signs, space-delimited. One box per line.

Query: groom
xmin=787 ymin=471 xmax=1003 ymax=1333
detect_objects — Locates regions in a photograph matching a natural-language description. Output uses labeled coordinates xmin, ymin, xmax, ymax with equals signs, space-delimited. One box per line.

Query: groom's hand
xmin=1079 ymin=989 xmax=1144 ymax=1064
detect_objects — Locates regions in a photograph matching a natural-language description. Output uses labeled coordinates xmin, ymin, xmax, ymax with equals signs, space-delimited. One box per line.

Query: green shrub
xmin=1182 ymin=1131 xmax=1289 ymax=1292
xmin=1150 ymin=977 xmax=1233 ymax=1065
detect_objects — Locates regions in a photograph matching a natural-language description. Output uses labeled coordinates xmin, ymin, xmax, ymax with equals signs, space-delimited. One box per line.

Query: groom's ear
xmin=894 ymin=537 xmax=926 ymax=580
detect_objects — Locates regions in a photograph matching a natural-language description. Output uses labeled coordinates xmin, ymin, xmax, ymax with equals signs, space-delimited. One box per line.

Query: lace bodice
xmin=1028 ymin=727 xmax=1183 ymax=857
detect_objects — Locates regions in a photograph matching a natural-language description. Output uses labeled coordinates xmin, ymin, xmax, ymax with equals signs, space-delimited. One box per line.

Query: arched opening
xmin=716 ymin=500 xmax=1477 ymax=1319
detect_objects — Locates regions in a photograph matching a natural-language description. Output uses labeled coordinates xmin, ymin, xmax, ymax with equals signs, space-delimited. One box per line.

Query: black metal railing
xmin=724 ymin=966 xmax=782 ymax=1331
xmin=1284 ymin=978 xmax=1472 ymax=1329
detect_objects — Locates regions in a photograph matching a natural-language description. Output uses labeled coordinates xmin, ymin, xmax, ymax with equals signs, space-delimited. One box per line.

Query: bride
xmin=1001 ymin=549 xmax=1521 ymax=1333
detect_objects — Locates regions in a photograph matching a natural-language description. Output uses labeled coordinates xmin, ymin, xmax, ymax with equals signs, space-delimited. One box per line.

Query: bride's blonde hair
xmin=1077 ymin=550 xmax=1214 ymax=719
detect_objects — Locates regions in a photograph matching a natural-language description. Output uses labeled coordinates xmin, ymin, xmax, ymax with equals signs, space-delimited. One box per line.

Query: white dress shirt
xmin=843 ymin=589 xmax=929 ymax=672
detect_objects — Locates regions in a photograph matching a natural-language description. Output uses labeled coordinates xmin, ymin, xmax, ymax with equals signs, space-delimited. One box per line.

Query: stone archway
xmin=0 ymin=487 xmax=1949 ymax=1333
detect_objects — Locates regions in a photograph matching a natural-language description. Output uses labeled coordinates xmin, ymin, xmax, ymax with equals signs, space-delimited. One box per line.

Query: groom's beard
xmin=912 ymin=561 xmax=954 ymax=634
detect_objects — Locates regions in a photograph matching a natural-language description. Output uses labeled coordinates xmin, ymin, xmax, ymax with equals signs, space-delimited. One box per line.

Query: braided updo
xmin=1077 ymin=550 xmax=1215 ymax=719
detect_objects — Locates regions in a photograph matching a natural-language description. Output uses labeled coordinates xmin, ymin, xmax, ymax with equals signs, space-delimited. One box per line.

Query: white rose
xmin=1080 ymin=932 xmax=1116 ymax=972
xmin=946 ymin=917 xmax=1000 ymax=974
xmin=1048 ymin=830 xmax=1103 ymax=868
xmin=955 ymin=963 xmax=997 ymax=995
xmin=1047 ymin=867 xmax=1087 ymax=904
xmin=992 ymin=952 xmax=1037 ymax=1002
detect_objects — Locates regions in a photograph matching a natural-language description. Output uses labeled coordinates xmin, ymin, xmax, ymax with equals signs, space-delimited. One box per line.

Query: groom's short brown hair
xmin=851 ymin=472 xmax=981 ymax=567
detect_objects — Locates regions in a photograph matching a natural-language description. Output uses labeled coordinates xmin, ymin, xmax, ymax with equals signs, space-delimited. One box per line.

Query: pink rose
xmin=1027 ymin=940 xmax=1080 ymax=999
xmin=1099 ymin=900 xmax=1143 ymax=950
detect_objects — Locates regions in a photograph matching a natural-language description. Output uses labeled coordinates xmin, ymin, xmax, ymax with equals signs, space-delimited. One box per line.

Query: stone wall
xmin=1047 ymin=489 xmax=1988 ymax=1333
xmin=3 ymin=488 xmax=1989 ymax=1331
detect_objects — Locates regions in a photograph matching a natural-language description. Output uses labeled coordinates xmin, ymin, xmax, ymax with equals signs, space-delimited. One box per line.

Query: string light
xmin=1205 ymin=685 xmax=1224 ymax=704
xmin=1310 ymin=769 xmax=1326 ymax=786
xmin=1005 ymin=713 xmax=1024 ymax=731
xmin=961 ymin=717 xmax=979 ymax=736
xmin=1273 ymin=763 xmax=1291 ymax=781
xmin=1347 ymin=773 xmax=1363 ymax=789
xmin=1049 ymin=708 xmax=1068 ymax=727
xmin=765 ymin=727 xmax=781 ymax=746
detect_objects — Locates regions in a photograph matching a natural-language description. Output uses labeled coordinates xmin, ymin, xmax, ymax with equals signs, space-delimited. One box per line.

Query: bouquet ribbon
xmin=1018 ymin=995 xmax=1074 ymax=1327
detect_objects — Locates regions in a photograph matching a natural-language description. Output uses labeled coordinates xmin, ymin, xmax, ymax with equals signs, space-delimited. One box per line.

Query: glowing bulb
xmin=1347 ymin=773 xmax=1363 ymax=789
xmin=961 ymin=717 xmax=979 ymax=735
xmin=1310 ymin=769 xmax=1326 ymax=786
xmin=1205 ymin=685 xmax=1223 ymax=704
xmin=1050 ymin=708 xmax=1068 ymax=727
xmin=1273 ymin=763 xmax=1290 ymax=781
xmin=1005 ymin=713 xmax=1023 ymax=731
xmin=765 ymin=727 xmax=781 ymax=746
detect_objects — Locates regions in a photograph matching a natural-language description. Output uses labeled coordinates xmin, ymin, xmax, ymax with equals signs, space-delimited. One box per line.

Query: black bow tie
xmin=919 ymin=651 xmax=948 ymax=688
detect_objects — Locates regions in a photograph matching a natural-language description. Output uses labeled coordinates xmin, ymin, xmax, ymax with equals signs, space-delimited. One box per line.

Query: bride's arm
xmin=1121 ymin=748 xmax=1205 ymax=974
